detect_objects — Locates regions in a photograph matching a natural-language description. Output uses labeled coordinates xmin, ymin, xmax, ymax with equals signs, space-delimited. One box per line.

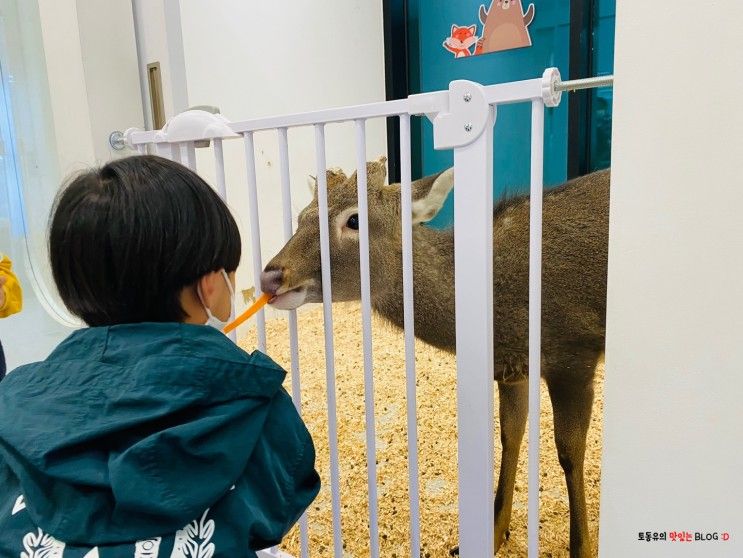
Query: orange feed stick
xmin=223 ymin=292 xmax=271 ymax=334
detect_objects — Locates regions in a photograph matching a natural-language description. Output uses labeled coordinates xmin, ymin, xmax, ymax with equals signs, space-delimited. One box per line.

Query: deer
xmin=260 ymin=157 xmax=609 ymax=558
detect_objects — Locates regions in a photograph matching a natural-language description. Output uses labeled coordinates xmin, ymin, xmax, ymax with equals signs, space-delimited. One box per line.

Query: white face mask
xmin=197 ymin=269 xmax=235 ymax=331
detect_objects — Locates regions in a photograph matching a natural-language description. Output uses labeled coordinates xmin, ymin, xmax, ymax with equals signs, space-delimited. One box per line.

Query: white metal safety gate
xmin=121 ymin=68 xmax=603 ymax=558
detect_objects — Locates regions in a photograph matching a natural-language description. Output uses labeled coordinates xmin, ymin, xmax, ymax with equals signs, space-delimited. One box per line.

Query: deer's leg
xmin=494 ymin=379 xmax=528 ymax=552
xmin=546 ymin=366 xmax=596 ymax=558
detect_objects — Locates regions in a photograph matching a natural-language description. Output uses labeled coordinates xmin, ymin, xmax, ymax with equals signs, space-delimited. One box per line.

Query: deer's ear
xmin=412 ymin=167 xmax=454 ymax=224
xmin=326 ymin=167 xmax=348 ymax=189
xmin=308 ymin=168 xmax=347 ymax=196
xmin=307 ymin=175 xmax=317 ymax=197
xmin=367 ymin=156 xmax=388 ymax=189
xmin=350 ymin=157 xmax=388 ymax=191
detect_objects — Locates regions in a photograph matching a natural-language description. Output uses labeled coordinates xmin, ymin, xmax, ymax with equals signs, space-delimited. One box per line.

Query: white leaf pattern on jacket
xmin=12 ymin=495 xmax=26 ymax=515
xmin=20 ymin=528 xmax=65 ymax=558
xmin=82 ymin=548 xmax=99 ymax=558
xmin=169 ymin=509 xmax=215 ymax=558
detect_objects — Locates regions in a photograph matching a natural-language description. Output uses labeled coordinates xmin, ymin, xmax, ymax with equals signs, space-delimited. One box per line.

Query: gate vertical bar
xmin=399 ymin=113 xmax=421 ymax=558
xmin=213 ymin=138 xmax=228 ymax=200
xmin=242 ymin=131 xmax=267 ymax=351
xmin=277 ymin=127 xmax=310 ymax=558
xmin=185 ymin=142 xmax=197 ymax=170
xmin=155 ymin=143 xmax=171 ymax=159
xmin=354 ymin=119 xmax=380 ymax=558
xmin=527 ymin=99 xmax=545 ymax=558
xmin=314 ymin=124 xmax=343 ymax=557
xmin=454 ymin=105 xmax=496 ymax=558
xmin=212 ymin=138 xmax=236 ymax=343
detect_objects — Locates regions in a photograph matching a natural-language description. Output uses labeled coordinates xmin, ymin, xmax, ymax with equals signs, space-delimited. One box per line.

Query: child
xmin=0 ymin=252 xmax=23 ymax=380
xmin=0 ymin=156 xmax=320 ymax=557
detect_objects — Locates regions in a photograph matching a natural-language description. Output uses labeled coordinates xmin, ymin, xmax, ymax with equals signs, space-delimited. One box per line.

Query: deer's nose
xmin=260 ymin=268 xmax=284 ymax=296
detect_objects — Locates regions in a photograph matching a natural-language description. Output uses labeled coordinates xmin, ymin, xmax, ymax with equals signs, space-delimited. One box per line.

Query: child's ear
xmin=198 ymin=271 xmax=221 ymax=302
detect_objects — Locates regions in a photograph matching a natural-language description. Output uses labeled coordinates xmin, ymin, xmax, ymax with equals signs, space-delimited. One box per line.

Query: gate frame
xmin=124 ymin=68 xmax=564 ymax=558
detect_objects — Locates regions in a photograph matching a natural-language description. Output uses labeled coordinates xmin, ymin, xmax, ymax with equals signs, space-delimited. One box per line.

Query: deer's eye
xmin=346 ymin=214 xmax=359 ymax=230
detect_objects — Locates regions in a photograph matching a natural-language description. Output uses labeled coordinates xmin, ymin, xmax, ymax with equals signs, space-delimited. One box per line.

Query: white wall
xmin=600 ymin=2 xmax=743 ymax=556
xmin=36 ymin=0 xmax=95 ymax=176
xmin=176 ymin=1 xmax=388 ymax=316
xmin=36 ymin=0 xmax=143 ymax=173
xmin=132 ymin=0 xmax=174 ymax=122
xmin=75 ymin=0 xmax=144 ymax=163
xmin=132 ymin=0 xmax=188 ymax=122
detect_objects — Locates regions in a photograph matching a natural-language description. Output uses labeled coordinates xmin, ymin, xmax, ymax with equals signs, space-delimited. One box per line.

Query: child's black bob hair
xmin=50 ymin=155 xmax=241 ymax=326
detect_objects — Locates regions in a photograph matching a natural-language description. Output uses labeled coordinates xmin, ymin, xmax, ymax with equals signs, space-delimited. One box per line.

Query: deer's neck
xmin=370 ymin=224 xmax=457 ymax=352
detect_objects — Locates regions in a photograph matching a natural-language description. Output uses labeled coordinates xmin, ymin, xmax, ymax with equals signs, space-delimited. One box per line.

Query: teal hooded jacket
xmin=0 ymin=323 xmax=320 ymax=557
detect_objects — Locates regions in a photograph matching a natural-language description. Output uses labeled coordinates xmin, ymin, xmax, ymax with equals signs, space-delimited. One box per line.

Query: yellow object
xmin=223 ymin=292 xmax=271 ymax=334
xmin=0 ymin=254 xmax=22 ymax=318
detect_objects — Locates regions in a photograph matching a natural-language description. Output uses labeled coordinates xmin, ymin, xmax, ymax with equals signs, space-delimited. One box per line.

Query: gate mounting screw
xmin=109 ymin=131 xmax=126 ymax=151
xmin=463 ymin=92 xmax=472 ymax=102
xmin=464 ymin=123 xmax=473 ymax=132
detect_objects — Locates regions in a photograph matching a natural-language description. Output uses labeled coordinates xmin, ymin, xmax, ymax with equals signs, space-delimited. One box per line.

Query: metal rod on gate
xmin=242 ymin=132 xmax=267 ymax=352
xmin=211 ymin=138 xmax=237 ymax=343
xmin=554 ymin=75 xmax=613 ymax=92
xmin=399 ymin=113 xmax=421 ymax=558
xmin=354 ymin=119 xmax=380 ymax=558
xmin=314 ymin=124 xmax=344 ymax=557
xmin=454 ymin=103 xmax=496 ymax=557
xmin=527 ymin=99 xmax=545 ymax=558
xmin=277 ymin=127 xmax=310 ymax=558
xmin=136 ymin=144 xmax=147 ymax=155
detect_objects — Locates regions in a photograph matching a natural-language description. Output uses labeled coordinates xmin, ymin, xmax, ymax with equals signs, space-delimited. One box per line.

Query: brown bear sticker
xmin=476 ymin=0 xmax=535 ymax=54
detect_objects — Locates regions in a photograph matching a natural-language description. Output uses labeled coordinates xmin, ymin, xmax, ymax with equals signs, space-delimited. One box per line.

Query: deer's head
xmin=261 ymin=156 xmax=453 ymax=309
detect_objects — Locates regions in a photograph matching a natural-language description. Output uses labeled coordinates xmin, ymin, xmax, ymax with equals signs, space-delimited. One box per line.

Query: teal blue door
xmin=400 ymin=0 xmax=614 ymax=228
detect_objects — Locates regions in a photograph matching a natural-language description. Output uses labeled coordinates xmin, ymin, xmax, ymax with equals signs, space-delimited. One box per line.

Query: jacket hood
xmin=0 ymin=323 xmax=286 ymax=545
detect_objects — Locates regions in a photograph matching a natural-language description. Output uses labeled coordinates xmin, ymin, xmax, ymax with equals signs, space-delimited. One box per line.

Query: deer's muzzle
xmin=260 ymin=267 xmax=313 ymax=310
